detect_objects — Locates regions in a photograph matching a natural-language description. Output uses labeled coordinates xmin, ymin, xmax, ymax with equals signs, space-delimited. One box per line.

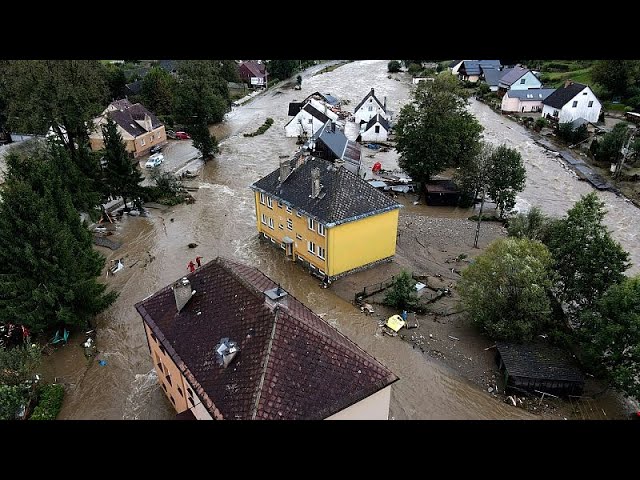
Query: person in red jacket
xmin=187 ymin=260 xmax=196 ymax=273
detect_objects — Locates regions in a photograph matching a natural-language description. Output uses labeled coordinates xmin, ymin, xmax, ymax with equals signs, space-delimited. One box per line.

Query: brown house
xmin=238 ymin=60 xmax=268 ymax=87
xmin=135 ymin=257 xmax=398 ymax=420
xmin=89 ymin=99 xmax=167 ymax=158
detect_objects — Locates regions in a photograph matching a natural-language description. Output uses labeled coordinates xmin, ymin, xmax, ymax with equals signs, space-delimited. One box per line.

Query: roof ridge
xmin=251 ymin=307 xmax=279 ymax=419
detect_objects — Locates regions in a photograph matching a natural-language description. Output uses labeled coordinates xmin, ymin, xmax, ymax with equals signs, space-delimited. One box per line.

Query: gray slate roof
xmin=496 ymin=342 xmax=584 ymax=383
xmin=251 ymin=156 xmax=400 ymax=226
xmin=462 ymin=60 xmax=501 ymax=76
xmin=482 ymin=68 xmax=502 ymax=87
xmin=542 ymin=82 xmax=588 ymax=109
xmin=107 ymin=101 xmax=163 ymax=138
xmin=505 ymin=88 xmax=556 ymax=100
xmin=312 ymin=121 xmax=348 ymax=159
xmin=498 ymin=66 xmax=530 ymax=87
xmin=365 ymin=114 xmax=390 ymax=132
xmin=354 ymin=88 xmax=386 ymax=114
xmin=288 ymin=102 xmax=303 ymax=116
xmin=302 ymin=103 xmax=330 ymax=124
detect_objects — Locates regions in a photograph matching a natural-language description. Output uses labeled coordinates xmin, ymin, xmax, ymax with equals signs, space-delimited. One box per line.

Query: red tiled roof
xmin=135 ymin=257 xmax=397 ymax=420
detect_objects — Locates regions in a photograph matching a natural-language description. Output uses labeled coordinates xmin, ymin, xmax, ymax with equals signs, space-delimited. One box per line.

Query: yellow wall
xmin=254 ymin=191 xmax=328 ymax=273
xmin=327 ymin=209 xmax=398 ymax=276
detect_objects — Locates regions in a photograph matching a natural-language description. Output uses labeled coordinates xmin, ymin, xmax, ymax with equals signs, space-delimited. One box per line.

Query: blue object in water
xmin=401 ymin=310 xmax=407 ymax=321
xmin=98 ymin=360 xmax=107 ymax=366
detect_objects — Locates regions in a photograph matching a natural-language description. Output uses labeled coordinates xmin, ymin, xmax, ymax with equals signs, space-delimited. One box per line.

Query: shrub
xmin=387 ymin=60 xmax=401 ymax=73
xmin=30 ymin=384 xmax=64 ymax=420
xmin=383 ymin=271 xmax=419 ymax=311
xmin=534 ymin=117 xmax=548 ymax=131
xmin=0 ymin=384 xmax=28 ymax=420
xmin=243 ymin=117 xmax=274 ymax=137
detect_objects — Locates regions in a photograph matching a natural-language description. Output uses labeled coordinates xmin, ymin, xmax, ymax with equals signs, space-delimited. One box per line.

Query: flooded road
xmin=53 ymin=60 xmax=631 ymax=420
xmin=469 ymin=99 xmax=640 ymax=275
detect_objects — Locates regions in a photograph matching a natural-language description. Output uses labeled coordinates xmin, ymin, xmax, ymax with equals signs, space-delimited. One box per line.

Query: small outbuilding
xmin=496 ymin=342 xmax=585 ymax=397
xmin=424 ymin=180 xmax=461 ymax=206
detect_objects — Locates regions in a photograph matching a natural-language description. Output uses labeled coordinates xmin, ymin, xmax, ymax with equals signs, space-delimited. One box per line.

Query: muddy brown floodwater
xmin=48 ymin=60 xmax=640 ymax=421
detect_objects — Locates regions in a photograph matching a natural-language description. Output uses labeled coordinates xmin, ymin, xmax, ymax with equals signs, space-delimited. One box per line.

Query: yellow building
xmin=135 ymin=257 xmax=398 ymax=420
xmin=250 ymin=155 xmax=401 ymax=280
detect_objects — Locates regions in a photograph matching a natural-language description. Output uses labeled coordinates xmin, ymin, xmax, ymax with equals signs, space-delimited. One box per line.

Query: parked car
xmin=150 ymin=145 xmax=163 ymax=154
xmin=175 ymin=131 xmax=191 ymax=140
xmin=166 ymin=129 xmax=177 ymax=139
xmin=145 ymin=153 xmax=164 ymax=169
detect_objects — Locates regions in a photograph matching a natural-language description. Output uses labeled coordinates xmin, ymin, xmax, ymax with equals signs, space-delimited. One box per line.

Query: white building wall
xmin=355 ymin=98 xmax=387 ymax=124
xmin=542 ymin=104 xmax=560 ymax=120
xmin=559 ymin=87 xmax=602 ymax=124
xmin=361 ymin=124 xmax=388 ymax=142
xmin=509 ymin=71 xmax=542 ymax=90
xmin=284 ymin=111 xmax=327 ymax=137
xmin=450 ymin=61 xmax=464 ymax=75
xmin=325 ymin=385 xmax=392 ymax=420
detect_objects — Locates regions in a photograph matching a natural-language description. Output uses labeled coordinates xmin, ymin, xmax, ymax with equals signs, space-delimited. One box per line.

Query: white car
xmin=145 ymin=153 xmax=164 ymax=169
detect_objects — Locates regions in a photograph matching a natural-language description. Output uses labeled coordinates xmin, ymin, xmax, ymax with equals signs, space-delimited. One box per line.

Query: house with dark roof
xmin=361 ymin=114 xmax=390 ymax=143
xmin=238 ymin=60 xmax=268 ymax=88
xmin=354 ymin=88 xmax=388 ymax=125
xmin=284 ymin=100 xmax=339 ymax=138
xmin=501 ymin=88 xmax=556 ymax=113
xmin=124 ymin=80 xmax=143 ymax=97
xmin=458 ymin=60 xmax=501 ymax=82
xmin=250 ymin=154 xmax=402 ymax=280
xmin=308 ymin=121 xmax=361 ymax=175
xmin=448 ymin=60 xmax=465 ymax=76
xmin=497 ymin=66 xmax=541 ymax=93
xmin=542 ymin=81 xmax=602 ymax=124
xmin=89 ymin=99 xmax=167 ymax=158
xmin=135 ymin=257 xmax=398 ymax=419
xmin=482 ymin=68 xmax=503 ymax=92
xmin=305 ymin=91 xmax=340 ymax=106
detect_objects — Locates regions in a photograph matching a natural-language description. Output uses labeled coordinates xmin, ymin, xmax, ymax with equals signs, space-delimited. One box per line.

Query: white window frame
xmin=278 ymin=201 xmax=283 ymax=209
xmin=141 ymin=137 xmax=146 ymax=146
xmin=317 ymin=246 xmax=325 ymax=260
xmin=268 ymin=218 xmax=274 ymax=229
xmin=308 ymin=218 xmax=315 ymax=231
xmin=261 ymin=213 xmax=267 ymax=225
xmin=278 ymin=223 xmax=284 ymax=230
xmin=317 ymin=223 xmax=325 ymax=236
xmin=572 ymin=101 xmax=578 ymax=108
xmin=296 ymin=211 xmax=302 ymax=218
xmin=319 ymin=269 xmax=326 ymax=276
xmin=286 ymin=206 xmax=292 ymax=214
xmin=266 ymin=197 xmax=273 ymax=209
xmin=307 ymin=241 xmax=316 ymax=255
xmin=260 ymin=193 xmax=266 ymax=205
xmin=296 ymin=233 xmax=302 ymax=240
xmin=287 ymin=219 xmax=293 ymax=230
xmin=263 ymin=232 xmax=270 ymax=240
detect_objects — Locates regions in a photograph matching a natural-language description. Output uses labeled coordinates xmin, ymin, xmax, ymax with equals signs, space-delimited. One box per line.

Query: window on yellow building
xmin=317 ymin=223 xmax=325 ymax=236
xmin=308 ymin=241 xmax=316 ymax=255
xmin=317 ymin=246 xmax=325 ymax=259
xmin=260 ymin=193 xmax=266 ymax=204
xmin=166 ymin=374 xmax=172 ymax=386
xmin=286 ymin=206 xmax=292 ymax=214
xmin=278 ymin=201 xmax=283 ymax=208
xmin=267 ymin=197 xmax=273 ymax=209
xmin=308 ymin=218 xmax=315 ymax=230
xmin=268 ymin=218 xmax=274 ymax=229
xmin=261 ymin=213 xmax=267 ymax=225
xmin=177 ymin=387 xmax=184 ymax=397
xmin=287 ymin=219 xmax=293 ymax=230
xmin=161 ymin=383 xmax=167 ymax=392
xmin=170 ymin=395 xmax=175 ymax=405
xmin=296 ymin=233 xmax=302 ymax=240
xmin=296 ymin=211 xmax=302 ymax=218
xmin=279 ymin=224 xmax=284 ymax=230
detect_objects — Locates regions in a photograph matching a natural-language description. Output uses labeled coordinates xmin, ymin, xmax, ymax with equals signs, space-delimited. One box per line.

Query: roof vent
xmin=173 ymin=277 xmax=196 ymax=313
xmin=264 ymin=285 xmax=288 ymax=310
xmin=215 ymin=337 xmax=240 ymax=368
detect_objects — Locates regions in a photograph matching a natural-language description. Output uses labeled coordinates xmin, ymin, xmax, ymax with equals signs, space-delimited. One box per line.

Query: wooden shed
xmin=496 ymin=342 xmax=584 ymax=397
xmin=424 ymin=180 xmax=461 ymax=206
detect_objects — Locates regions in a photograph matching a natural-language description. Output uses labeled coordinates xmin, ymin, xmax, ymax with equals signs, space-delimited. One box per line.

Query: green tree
xmin=0 ymin=144 xmax=117 ymax=332
xmin=458 ymin=238 xmax=554 ymax=341
xmin=595 ymin=122 xmax=632 ymax=163
xmin=190 ymin=121 xmax=219 ymax=160
xmin=267 ymin=60 xmax=297 ymax=81
xmin=0 ymin=344 xmax=42 ymax=386
xmin=383 ymin=271 xmax=419 ymax=311
xmin=0 ymin=384 xmax=25 ymax=420
xmin=101 ymin=118 xmax=144 ymax=208
xmin=103 ymin=63 xmax=127 ymax=101
xmin=396 ymin=74 xmax=482 ymax=191
xmin=0 ymin=60 xmax=9 ymax=141
xmin=591 ymin=60 xmax=639 ymax=97
xmin=388 ymin=60 xmax=402 ymax=73
xmin=486 ymin=144 xmax=526 ymax=218
xmin=507 ymin=206 xmax=556 ymax=242
xmin=140 ymin=66 xmax=176 ymax=117
xmin=546 ymin=192 xmax=630 ymax=315
xmin=218 ymin=60 xmax=241 ymax=83
xmin=175 ymin=60 xmax=230 ymax=125
xmin=578 ymin=276 xmax=640 ymax=400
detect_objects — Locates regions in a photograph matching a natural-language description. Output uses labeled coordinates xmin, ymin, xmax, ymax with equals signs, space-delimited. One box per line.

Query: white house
xmin=361 ymin=114 xmax=390 ymax=143
xmin=498 ymin=66 xmax=542 ymax=91
xmin=449 ymin=60 xmax=465 ymax=76
xmin=501 ymin=88 xmax=556 ymax=113
xmin=284 ymin=102 xmax=336 ymax=138
xmin=354 ymin=88 xmax=388 ymax=125
xmin=542 ymin=81 xmax=602 ymax=124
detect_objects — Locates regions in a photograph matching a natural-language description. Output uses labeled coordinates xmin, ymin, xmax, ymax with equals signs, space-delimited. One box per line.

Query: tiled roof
xmin=498 ymin=66 xmax=530 ymax=87
xmin=461 ymin=60 xmax=501 ymax=76
xmin=542 ymin=82 xmax=588 ymax=109
xmin=302 ymin=103 xmax=330 ymax=124
xmin=106 ymin=101 xmax=163 ymax=138
xmin=241 ymin=61 xmax=267 ymax=78
xmin=496 ymin=342 xmax=584 ymax=383
xmin=365 ymin=114 xmax=390 ymax=132
xmin=251 ymin=156 xmax=400 ymax=226
xmin=312 ymin=121 xmax=348 ymax=159
xmin=505 ymin=88 xmax=556 ymax=100
xmin=482 ymin=68 xmax=502 ymax=87
xmin=135 ymin=257 xmax=398 ymax=420
xmin=354 ymin=88 xmax=386 ymax=114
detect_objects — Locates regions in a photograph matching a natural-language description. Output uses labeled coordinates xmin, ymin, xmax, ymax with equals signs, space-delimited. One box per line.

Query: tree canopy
xmin=458 ymin=238 xmax=554 ymax=341
xmin=578 ymin=276 xmax=640 ymax=400
xmin=506 ymin=206 xmax=556 ymax=243
xmin=189 ymin=121 xmax=219 ymax=160
xmin=267 ymin=60 xmax=297 ymax=81
xmin=383 ymin=271 xmax=419 ymax=311
xmin=388 ymin=61 xmax=402 ymax=73
xmin=591 ymin=60 xmax=640 ymax=98
xmin=140 ymin=66 xmax=176 ymax=117
xmin=546 ymin=192 xmax=630 ymax=316
xmin=396 ymin=73 xmax=482 ymax=188
xmin=486 ymin=144 xmax=526 ymax=218
xmin=0 ymin=143 xmax=117 ymax=332
xmin=175 ymin=60 xmax=230 ymax=125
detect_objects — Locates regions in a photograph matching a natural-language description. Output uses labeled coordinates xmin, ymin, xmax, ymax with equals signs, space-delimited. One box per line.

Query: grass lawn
xmin=543 ymin=67 xmax=593 ymax=87
xmin=603 ymin=102 xmax=629 ymax=112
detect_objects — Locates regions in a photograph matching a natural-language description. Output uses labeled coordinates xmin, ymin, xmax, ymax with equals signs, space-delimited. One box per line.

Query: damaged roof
xmin=106 ymin=101 xmax=163 ymax=137
xmin=135 ymin=257 xmax=398 ymax=420
xmin=251 ymin=156 xmax=400 ymax=226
